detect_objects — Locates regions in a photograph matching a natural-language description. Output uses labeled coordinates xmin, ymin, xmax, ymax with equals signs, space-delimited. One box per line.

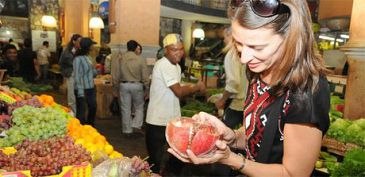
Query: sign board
xmin=31 ymin=30 xmax=57 ymax=52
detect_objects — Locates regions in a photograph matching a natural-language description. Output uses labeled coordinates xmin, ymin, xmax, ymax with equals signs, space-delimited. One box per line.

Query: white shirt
xmin=146 ymin=57 xmax=181 ymax=126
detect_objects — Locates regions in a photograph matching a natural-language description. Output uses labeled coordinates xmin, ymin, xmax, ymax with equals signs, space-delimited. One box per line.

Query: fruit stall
xmin=0 ymin=86 xmax=150 ymax=177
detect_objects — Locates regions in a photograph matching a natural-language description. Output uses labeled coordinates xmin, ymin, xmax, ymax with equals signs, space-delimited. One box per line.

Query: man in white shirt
xmin=37 ymin=41 xmax=51 ymax=83
xmin=145 ymin=33 xmax=205 ymax=174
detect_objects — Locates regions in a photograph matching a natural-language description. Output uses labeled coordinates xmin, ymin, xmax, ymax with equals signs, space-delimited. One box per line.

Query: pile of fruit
xmin=0 ymin=136 xmax=91 ymax=177
xmin=0 ymin=85 xmax=124 ymax=176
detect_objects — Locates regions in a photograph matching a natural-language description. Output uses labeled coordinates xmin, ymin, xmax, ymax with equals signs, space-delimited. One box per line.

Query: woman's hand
xmin=192 ymin=112 xmax=236 ymax=145
xmin=130 ymin=156 xmax=149 ymax=174
xmin=167 ymin=140 xmax=232 ymax=165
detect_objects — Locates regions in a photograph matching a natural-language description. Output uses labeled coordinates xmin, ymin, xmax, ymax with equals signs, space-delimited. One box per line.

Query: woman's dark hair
xmin=96 ymin=55 xmax=104 ymax=63
xmin=2 ymin=44 xmax=17 ymax=54
xmin=127 ymin=40 xmax=138 ymax=51
xmin=66 ymin=34 xmax=82 ymax=51
xmin=23 ymin=38 xmax=32 ymax=48
xmin=75 ymin=47 xmax=89 ymax=56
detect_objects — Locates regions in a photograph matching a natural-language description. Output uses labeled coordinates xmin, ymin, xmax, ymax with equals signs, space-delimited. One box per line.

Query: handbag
xmin=109 ymin=97 xmax=120 ymax=116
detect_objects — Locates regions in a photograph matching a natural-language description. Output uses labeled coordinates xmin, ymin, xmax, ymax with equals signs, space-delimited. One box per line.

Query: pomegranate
xmin=166 ymin=117 xmax=219 ymax=157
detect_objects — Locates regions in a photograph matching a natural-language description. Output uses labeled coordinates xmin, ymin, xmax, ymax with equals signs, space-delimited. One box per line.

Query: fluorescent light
xmin=319 ymin=35 xmax=334 ymax=41
xmin=319 ymin=35 xmax=344 ymax=42
xmin=193 ymin=28 xmax=205 ymax=39
xmin=340 ymin=34 xmax=349 ymax=39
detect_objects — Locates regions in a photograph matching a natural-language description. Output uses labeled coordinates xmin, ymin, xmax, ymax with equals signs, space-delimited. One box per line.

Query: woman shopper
xmin=73 ymin=37 xmax=97 ymax=126
xmin=59 ymin=34 xmax=82 ymax=114
xmin=168 ymin=0 xmax=330 ymax=176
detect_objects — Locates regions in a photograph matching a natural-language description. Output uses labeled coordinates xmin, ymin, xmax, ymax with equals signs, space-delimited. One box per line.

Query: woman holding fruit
xmin=168 ymin=0 xmax=330 ymax=176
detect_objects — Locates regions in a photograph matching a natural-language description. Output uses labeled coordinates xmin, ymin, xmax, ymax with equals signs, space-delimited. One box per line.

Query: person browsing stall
xmin=168 ymin=1 xmax=330 ymax=177
xmin=145 ymin=33 xmax=206 ymax=174
xmin=59 ymin=34 xmax=82 ymax=114
xmin=73 ymin=37 xmax=97 ymax=126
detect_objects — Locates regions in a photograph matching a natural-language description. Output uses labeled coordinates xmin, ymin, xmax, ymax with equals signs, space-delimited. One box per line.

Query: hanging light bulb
xmin=193 ymin=28 xmax=205 ymax=40
xmin=41 ymin=15 xmax=57 ymax=28
xmin=89 ymin=16 xmax=105 ymax=29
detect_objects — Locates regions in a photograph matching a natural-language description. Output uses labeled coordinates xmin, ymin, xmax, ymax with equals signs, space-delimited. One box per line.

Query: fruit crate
xmin=0 ymin=163 xmax=91 ymax=177
xmin=322 ymin=137 xmax=360 ymax=156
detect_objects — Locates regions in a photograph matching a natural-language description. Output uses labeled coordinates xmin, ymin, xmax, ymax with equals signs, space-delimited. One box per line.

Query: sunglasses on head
xmin=231 ymin=0 xmax=290 ymax=17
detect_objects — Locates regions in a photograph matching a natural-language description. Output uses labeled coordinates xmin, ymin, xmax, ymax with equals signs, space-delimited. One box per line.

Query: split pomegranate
xmin=166 ymin=117 xmax=219 ymax=157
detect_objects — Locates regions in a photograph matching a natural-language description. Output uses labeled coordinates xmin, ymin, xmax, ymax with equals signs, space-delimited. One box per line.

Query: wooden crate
xmin=322 ymin=137 xmax=360 ymax=156
xmin=95 ymin=81 xmax=114 ymax=119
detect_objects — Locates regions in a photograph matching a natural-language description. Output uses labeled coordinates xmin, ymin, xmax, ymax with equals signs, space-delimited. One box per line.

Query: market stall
xmin=0 ymin=85 xmax=150 ymax=177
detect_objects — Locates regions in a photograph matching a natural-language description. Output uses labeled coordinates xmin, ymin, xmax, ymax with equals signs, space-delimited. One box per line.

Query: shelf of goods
xmin=0 ymin=86 xmax=134 ymax=177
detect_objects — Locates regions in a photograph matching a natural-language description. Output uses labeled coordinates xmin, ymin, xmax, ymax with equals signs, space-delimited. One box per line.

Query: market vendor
xmin=168 ymin=0 xmax=330 ymax=176
xmin=0 ymin=44 xmax=19 ymax=78
xmin=145 ymin=33 xmax=206 ymax=174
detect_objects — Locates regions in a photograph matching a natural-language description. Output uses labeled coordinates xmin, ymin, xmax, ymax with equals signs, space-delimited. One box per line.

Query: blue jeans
xmin=40 ymin=64 xmax=49 ymax=83
xmin=75 ymin=88 xmax=97 ymax=126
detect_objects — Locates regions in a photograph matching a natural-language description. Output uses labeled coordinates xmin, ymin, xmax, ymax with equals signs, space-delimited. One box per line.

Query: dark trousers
xmin=223 ymin=107 xmax=244 ymax=129
xmin=145 ymin=123 xmax=166 ymax=173
xmin=75 ymin=88 xmax=97 ymax=126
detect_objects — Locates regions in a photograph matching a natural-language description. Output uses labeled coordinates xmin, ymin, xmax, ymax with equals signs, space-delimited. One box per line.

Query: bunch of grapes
xmin=0 ymin=106 xmax=68 ymax=147
xmin=0 ymin=151 xmax=10 ymax=167
xmin=0 ymin=114 xmax=12 ymax=130
xmin=1 ymin=136 xmax=91 ymax=177
xmin=7 ymin=97 xmax=43 ymax=115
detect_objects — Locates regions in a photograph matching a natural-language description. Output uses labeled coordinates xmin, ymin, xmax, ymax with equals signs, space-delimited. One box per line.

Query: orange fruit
xmin=104 ymin=144 xmax=114 ymax=155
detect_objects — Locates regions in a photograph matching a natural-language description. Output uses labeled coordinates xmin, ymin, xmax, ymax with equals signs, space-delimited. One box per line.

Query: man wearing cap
xmin=112 ymin=40 xmax=149 ymax=136
xmin=145 ymin=33 xmax=206 ymax=174
xmin=73 ymin=37 xmax=97 ymax=126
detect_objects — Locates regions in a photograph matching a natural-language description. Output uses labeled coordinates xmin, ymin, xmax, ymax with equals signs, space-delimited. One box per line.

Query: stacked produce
xmin=326 ymin=118 xmax=365 ymax=146
xmin=330 ymin=148 xmax=365 ymax=177
xmin=0 ymin=136 xmax=91 ymax=177
xmin=7 ymin=77 xmax=52 ymax=93
xmin=67 ymin=118 xmax=122 ymax=159
xmin=0 ymin=85 xmax=126 ymax=176
xmin=181 ymin=100 xmax=215 ymax=117
xmin=0 ymin=106 xmax=68 ymax=148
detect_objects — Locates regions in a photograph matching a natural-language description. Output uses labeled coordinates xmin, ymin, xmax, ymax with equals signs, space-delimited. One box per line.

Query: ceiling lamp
xmin=193 ymin=28 xmax=205 ymax=40
xmin=89 ymin=16 xmax=104 ymax=29
xmin=41 ymin=15 xmax=57 ymax=28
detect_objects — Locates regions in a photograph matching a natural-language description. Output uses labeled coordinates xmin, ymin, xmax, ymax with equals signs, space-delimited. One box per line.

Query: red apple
xmin=166 ymin=117 xmax=219 ymax=158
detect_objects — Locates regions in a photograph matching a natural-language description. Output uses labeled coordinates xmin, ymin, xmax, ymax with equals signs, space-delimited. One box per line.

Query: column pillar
xmin=62 ymin=0 xmax=90 ymax=45
xmin=340 ymin=0 xmax=365 ymax=120
xmin=110 ymin=0 xmax=160 ymax=58
xmin=181 ymin=20 xmax=193 ymax=56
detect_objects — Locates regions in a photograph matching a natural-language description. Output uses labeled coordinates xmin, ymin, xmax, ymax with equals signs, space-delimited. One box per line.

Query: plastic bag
xmin=92 ymin=157 xmax=150 ymax=177
xmin=110 ymin=97 xmax=120 ymax=116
